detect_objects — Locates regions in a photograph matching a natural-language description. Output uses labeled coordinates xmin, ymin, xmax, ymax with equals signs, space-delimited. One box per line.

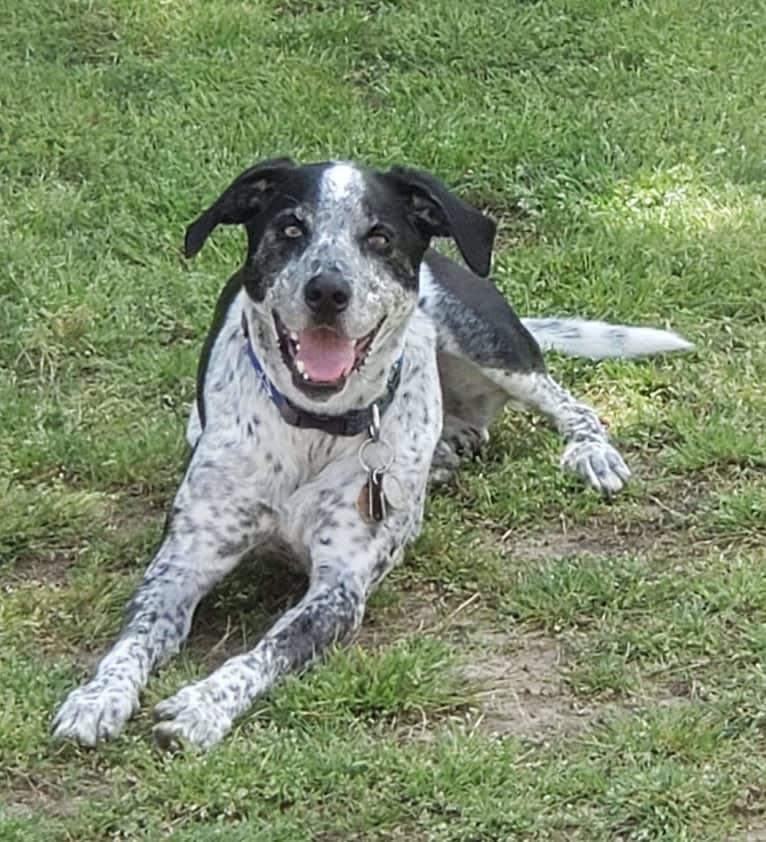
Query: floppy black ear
xmin=386 ymin=166 xmax=497 ymax=277
xmin=184 ymin=157 xmax=297 ymax=258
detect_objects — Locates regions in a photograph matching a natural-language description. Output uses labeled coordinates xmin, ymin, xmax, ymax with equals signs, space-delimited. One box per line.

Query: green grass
xmin=2 ymin=0 xmax=766 ymax=839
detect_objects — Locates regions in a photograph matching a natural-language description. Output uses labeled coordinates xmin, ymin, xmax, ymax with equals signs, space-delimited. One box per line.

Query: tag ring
xmin=358 ymin=437 xmax=394 ymax=475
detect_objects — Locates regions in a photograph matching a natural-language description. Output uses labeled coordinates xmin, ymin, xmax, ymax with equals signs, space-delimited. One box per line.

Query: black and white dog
xmin=52 ymin=159 xmax=692 ymax=750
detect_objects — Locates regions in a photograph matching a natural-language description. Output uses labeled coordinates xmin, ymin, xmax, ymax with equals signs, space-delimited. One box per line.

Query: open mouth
xmin=274 ymin=312 xmax=383 ymax=395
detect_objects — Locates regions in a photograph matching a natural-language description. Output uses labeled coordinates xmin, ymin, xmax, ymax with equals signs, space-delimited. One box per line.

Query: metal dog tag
xmin=367 ymin=470 xmax=387 ymax=522
xmin=356 ymin=401 xmax=408 ymax=524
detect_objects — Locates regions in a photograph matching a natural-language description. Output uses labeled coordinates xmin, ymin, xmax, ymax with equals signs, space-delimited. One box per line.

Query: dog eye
xmin=280 ymin=221 xmax=304 ymax=239
xmin=366 ymin=226 xmax=391 ymax=249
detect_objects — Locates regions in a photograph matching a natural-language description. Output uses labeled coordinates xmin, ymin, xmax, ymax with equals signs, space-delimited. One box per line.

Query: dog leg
xmin=421 ymin=253 xmax=631 ymax=493
xmin=429 ymin=350 xmax=505 ymax=486
xmin=151 ymin=465 xmax=420 ymax=751
xmin=152 ymin=562 xmax=366 ymax=750
xmin=434 ymin=345 xmax=629 ymax=494
xmin=484 ymin=368 xmax=630 ymax=495
xmin=52 ymin=451 xmax=272 ymax=746
xmin=435 ymin=353 xmax=629 ymax=494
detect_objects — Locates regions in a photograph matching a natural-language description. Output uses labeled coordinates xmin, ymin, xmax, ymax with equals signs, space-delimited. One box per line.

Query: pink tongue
xmin=297 ymin=329 xmax=356 ymax=383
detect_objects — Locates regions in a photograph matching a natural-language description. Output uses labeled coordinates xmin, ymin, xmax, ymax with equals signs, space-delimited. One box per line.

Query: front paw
xmin=153 ymin=684 xmax=233 ymax=751
xmin=561 ymin=439 xmax=631 ymax=496
xmin=441 ymin=420 xmax=489 ymax=458
xmin=52 ymin=680 xmax=138 ymax=746
xmin=428 ymin=439 xmax=462 ymax=487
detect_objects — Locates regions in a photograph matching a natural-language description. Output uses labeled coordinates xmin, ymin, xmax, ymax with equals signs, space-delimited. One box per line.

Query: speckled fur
xmin=52 ymin=160 xmax=690 ymax=750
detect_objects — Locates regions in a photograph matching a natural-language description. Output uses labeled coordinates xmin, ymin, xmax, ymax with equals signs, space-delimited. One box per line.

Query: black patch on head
xmin=184 ymin=157 xmax=297 ymax=258
xmin=184 ymin=159 xmax=332 ymax=302
xmin=344 ymin=167 xmax=438 ymax=290
xmin=238 ymin=163 xmax=334 ymax=301
xmin=185 ymin=159 xmax=497 ymax=311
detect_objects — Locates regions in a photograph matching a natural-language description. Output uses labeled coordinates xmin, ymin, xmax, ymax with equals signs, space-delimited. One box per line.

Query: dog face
xmin=186 ymin=159 xmax=496 ymax=410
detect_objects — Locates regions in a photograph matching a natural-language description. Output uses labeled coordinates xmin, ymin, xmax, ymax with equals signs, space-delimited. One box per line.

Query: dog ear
xmin=386 ymin=166 xmax=497 ymax=277
xmin=184 ymin=157 xmax=297 ymax=258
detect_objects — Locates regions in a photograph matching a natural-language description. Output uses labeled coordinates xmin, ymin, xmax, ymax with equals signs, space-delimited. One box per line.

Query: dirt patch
xmin=461 ymin=631 xmax=595 ymax=740
xmin=501 ymin=512 xmax=694 ymax=562
xmin=358 ymin=588 xmax=598 ymax=740
xmin=460 ymin=629 xmax=692 ymax=741
xmin=356 ymin=586 xmax=447 ymax=649
xmin=4 ymin=788 xmax=76 ymax=820
xmin=3 ymin=777 xmax=112 ymax=820
xmin=8 ymin=548 xmax=80 ymax=587
xmin=497 ymin=485 xmax=717 ymax=564
xmin=492 ymin=464 xmax=766 ymax=566
xmin=7 ymin=494 xmax=165 ymax=587
xmin=503 ymin=524 xmax=633 ymax=562
xmin=733 ymin=784 xmax=766 ymax=840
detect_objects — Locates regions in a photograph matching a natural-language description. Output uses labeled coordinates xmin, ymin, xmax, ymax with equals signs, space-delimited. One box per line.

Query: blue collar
xmin=243 ymin=320 xmax=403 ymax=437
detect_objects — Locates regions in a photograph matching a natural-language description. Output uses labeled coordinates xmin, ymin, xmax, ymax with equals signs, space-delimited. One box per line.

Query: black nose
xmin=303 ymin=272 xmax=351 ymax=321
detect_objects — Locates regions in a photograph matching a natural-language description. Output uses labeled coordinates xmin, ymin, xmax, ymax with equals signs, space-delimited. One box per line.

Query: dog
xmin=52 ymin=158 xmax=692 ymax=750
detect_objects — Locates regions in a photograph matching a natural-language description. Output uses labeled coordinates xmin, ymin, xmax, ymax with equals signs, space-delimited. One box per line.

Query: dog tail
xmin=521 ymin=317 xmax=694 ymax=360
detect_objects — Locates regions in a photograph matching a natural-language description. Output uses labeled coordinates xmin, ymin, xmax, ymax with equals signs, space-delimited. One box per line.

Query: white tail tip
xmin=521 ymin=318 xmax=695 ymax=360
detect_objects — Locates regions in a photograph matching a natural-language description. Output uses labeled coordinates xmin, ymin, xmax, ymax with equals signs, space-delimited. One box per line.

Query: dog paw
xmin=52 ymin=681 xmax=138 ymax=746
xmin=561 ymin=439 xmax=631 ymax=496
xmin=153 ymin=684 xmax=233 ymax=751
xmin=428 ymin=439 xmax=462 ymax=486
xmin=441 ymin=419 xmax=489 ymax=457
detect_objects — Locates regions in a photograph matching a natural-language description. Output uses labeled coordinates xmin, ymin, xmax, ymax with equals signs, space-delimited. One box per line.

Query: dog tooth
xmin=295 ymin=359 xmax=305 ymax=375
xmin=302 ymin=372 xmax=310 ymax=381
xmin=294 ymin=343 xmax=301 ymax=352
xmin=290 ymin=330 xmax=298 ymax=342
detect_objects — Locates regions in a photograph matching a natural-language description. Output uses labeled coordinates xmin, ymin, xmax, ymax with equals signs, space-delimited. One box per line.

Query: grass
xmin=2 ymin=0 xmax=766 ymax=838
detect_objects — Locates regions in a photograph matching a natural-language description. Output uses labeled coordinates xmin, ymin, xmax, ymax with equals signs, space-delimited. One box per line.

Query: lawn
xmin=2 ymin=0 xmax=766 ymax=839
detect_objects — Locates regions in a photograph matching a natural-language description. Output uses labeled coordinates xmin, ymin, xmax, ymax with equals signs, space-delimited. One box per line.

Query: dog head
xmin=186 ymin=159 xmax=496 ymax=411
